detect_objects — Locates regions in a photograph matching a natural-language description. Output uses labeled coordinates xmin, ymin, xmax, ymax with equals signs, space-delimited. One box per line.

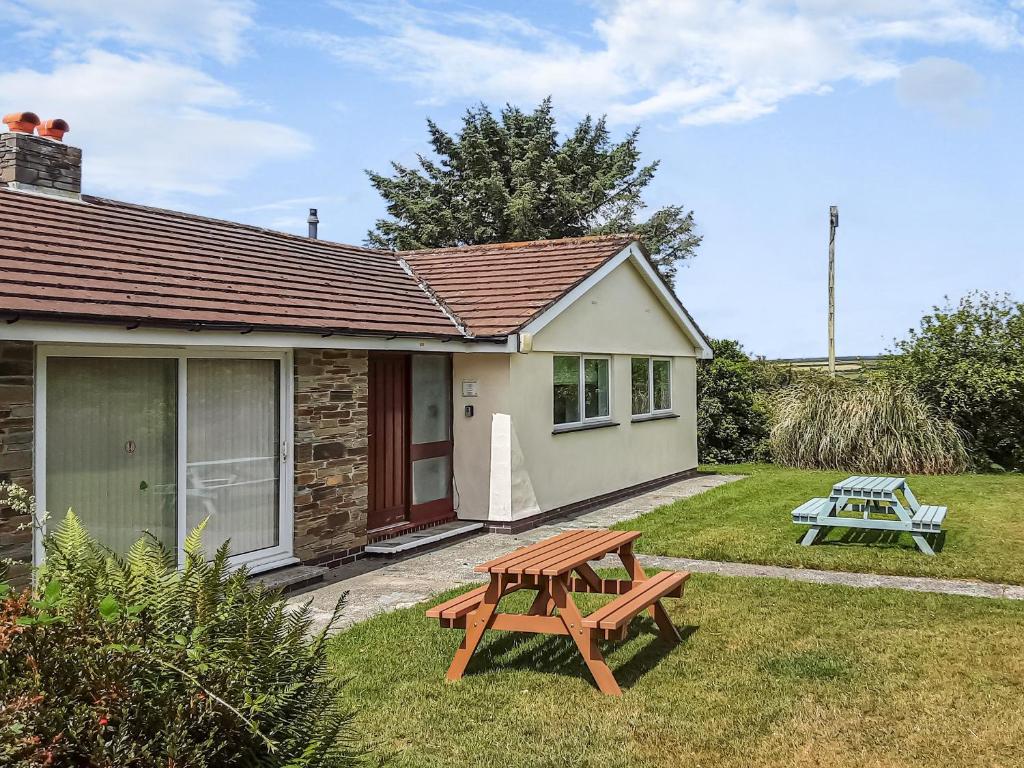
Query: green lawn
xmin=331 ymin=574 xmax=1024 ymax=767
xmin=613 ymin=464 xmax=1024 ymax=584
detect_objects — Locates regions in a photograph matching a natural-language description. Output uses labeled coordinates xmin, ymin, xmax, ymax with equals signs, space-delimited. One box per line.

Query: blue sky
xmin=1 ymin=1 xmax=1022 ymax=357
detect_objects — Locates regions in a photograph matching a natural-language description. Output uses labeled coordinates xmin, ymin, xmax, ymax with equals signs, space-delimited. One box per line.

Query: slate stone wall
xmin=0 ymin=341 xmax=34 ymax=586
xmin=292 ymin=349 xmax=370 ymax=566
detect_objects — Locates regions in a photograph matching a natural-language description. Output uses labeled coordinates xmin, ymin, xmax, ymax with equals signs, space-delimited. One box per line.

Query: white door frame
xmin=33 ymin=344 xmax=296 ymax=574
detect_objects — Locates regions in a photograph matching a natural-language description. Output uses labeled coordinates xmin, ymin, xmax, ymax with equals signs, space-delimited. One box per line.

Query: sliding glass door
xmin=40 ymin=348 xmax=292 ymax=570
xmin=186 ymin=359 xmax=280 ymax=559
xmin=46 ymin=357 xmax=178 ymax=552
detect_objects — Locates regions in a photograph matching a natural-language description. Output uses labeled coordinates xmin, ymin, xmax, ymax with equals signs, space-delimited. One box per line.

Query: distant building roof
xmin=772 ymin=355 xmax=883 ymax=364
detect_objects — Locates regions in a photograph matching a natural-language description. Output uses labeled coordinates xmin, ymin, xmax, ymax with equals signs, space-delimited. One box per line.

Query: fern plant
xmin=0 ymin=510 xmax=361 ymax=768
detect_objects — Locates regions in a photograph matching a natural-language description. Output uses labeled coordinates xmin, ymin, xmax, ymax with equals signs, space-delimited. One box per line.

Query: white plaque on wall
xmin=462 ymin=379 xmax=479 ymax=397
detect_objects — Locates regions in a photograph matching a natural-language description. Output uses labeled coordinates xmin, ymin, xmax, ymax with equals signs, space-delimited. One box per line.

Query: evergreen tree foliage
xmin=697 ymin=339 xmax=774 ymax=463
xmin=882 ymin=291 xmax=1024 ymax=471
xmin=366 ymin=98 xmax=700 ymax=284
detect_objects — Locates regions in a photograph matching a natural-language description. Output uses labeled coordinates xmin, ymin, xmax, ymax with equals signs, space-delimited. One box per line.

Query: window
xmin=631 ymin=358 xmax=650 ymax=415
xmin=553 ymin=355 xmax=611 ymax=426
xmin=553 ymin=356 xmax=581 ymax=424
xmin=631 ymin=357 xmax=673 ymax=417
xmin=653 ymin=359 xmax=672 ymax=411
xmin=584 ymin=358 xmax=610 ymax=419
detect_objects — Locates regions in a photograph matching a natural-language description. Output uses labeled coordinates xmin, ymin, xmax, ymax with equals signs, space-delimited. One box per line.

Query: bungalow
xmin=0 ymin=116 xmax=711 ymax=586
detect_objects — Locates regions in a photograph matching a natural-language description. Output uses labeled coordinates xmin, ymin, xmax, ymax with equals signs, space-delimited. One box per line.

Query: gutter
xmin=0 ymin=310 xmax=510 ymax=345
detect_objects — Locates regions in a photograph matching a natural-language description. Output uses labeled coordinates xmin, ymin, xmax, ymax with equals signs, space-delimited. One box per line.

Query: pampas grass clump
xmin=770 ymin=375 xmax=969 ymax=475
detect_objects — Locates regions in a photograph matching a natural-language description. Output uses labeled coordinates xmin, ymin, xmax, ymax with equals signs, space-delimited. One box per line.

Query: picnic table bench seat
xmin=427 ymin=570 xmax=690 ymax=636
xmin=791 ymin=497 xmax=831 ymax=524
xmin=426 ymin=584 xmax=490 ymax=628
xmin=582 ymin=570 xmax=689 ymax=641
xmin=911 ymin=504 xmax=947 ymax=532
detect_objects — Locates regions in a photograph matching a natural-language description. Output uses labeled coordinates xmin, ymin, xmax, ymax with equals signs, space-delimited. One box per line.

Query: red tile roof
xmin=0 ymin=188 xmax=641 ymax=340
xmin=400 ymin=235 xmax=636 ymax=336
xmin=0 ymin=189 xmax=463 ymax=338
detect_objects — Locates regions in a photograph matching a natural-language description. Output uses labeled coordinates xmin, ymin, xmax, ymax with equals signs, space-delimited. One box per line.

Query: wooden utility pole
xmin=828 ymin=205 xmax=838 ymax=377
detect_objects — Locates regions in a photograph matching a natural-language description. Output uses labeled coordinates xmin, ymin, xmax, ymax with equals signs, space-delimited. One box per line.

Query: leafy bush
xmin=0 ymin=509 xmax=361 ymax=768
xmin=883 ymin=291 xmax=1024 ymax=471
xmin=770 ymin=375 xmax=969 ymax=474
xmin=697 ymin=339 xmax=775 ymax=463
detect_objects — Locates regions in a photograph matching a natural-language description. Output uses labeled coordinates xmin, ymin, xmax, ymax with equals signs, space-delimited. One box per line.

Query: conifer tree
xmin=367 ymin=98 xmax=700 ymax=284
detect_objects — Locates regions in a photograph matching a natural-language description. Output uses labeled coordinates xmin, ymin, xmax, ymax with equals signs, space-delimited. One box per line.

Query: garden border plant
xmin=769 ymin=374 xmax=969 ymax=475
xmin=0 ymin=482 xmax=362 ymax=768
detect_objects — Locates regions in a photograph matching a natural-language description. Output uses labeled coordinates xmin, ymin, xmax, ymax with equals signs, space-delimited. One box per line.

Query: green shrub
xmin=770 ymin=375 xmax=969 ymax=474
xmin=883 ymin=291 xmax=1024 ymax=471
xmin=0 ymin=510 xmax=361 ymax=768
xmin=697 ymin=339 xmax=775 ymax=463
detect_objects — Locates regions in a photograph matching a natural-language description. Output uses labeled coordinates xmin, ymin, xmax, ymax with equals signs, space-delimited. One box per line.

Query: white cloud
xmin=896 ymin=56 xmax=986 ymax=124
xmin=0 ymin=50 xmax=310 ymax=198
xmin=0 ymin=2 xmax=313 ymax=201
xmin=6 ymin=0 xmax=255 ymax=63
xmin=318 ymin=0 xmax=1023 ymax=125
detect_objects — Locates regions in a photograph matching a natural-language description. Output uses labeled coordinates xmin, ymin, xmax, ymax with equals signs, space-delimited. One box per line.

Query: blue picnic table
xmin=791 ymin=476 xmax=947 ymax=555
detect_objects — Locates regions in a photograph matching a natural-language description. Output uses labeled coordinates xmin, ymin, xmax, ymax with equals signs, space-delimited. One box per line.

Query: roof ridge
xmin=396 ymin=256 xmax=473 ymax=338
xmin=50 ymin=189 xmax=390 ymax=257
xmin=399 ymin=233 xmax=635 ymax=256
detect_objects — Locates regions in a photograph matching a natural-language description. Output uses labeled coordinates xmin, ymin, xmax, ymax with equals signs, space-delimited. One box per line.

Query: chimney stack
xmin=307 ymin=207 xmax=319 ymax=239
xmin=1 ymin=112 xmax=81 ymax=199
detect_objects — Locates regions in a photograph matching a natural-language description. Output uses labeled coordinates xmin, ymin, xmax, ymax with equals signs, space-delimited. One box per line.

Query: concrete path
xmin=289 ymin=472 xmax=1024 ymax=634
xmin=642 ymin=555 xmax=1024 ymax=601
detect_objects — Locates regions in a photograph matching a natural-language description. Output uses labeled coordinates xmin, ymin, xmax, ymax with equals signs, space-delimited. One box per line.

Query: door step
xmin=365 ymin=521 xmax=484 ymax=557
xmin=252 ymin=564 xmax=328 ymax=593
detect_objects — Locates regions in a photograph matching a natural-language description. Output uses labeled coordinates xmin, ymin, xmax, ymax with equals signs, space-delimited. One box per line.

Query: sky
xmin=1 ymin=0 xmax=1022 ymax=358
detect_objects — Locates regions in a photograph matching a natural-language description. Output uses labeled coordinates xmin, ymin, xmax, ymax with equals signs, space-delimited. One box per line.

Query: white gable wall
xmin=451 ymin=259 xmax=701 ymax=523
xmin=507 ymin=352 xmax=697 ymax=514
xmin=529 ymin=260 xmax=697 ymax=357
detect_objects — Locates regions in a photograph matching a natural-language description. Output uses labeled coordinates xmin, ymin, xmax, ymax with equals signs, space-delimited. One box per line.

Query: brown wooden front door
xmin=367 ymin=353 xmax=409 ymax=530
xmin=367 ymin=352 xmax=455 ymax=533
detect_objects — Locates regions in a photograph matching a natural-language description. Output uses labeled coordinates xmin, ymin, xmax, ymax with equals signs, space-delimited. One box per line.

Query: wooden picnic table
xmin=426 ymin=529 xmax=690 ymax=696
xmin=791 ymin=475 xmax=947 ymax=555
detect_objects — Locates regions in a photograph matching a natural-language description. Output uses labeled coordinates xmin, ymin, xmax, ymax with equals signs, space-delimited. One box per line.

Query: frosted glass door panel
xmin=186 ymin=359 xmax=280 ymax=558
xmin=412 ymin=456 xmax=450 ymax=505
xmin=411 ymin=355 xmax=450 ymax=444
xmin=46 ymin=357 xmax=177 ymax=552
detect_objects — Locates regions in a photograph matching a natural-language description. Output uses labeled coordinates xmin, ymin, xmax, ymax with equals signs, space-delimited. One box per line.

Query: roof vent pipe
xmin=307 ymin=207 xmax=319 ymax=239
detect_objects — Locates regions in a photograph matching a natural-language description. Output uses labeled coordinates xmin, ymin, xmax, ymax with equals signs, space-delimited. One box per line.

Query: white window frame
xmin=631 ymin=356 xmax=674 ymax=417
xmin=33 ymin=344 xmax=296 ymax=575
xmin=552 ymin=354 xmax=613 ymax=428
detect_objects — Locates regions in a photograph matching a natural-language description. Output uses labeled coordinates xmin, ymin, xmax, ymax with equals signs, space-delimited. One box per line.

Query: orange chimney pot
xmin=38 ymin=119 xmax=70 ymax=141
xmin=3 ymin=111 xmax=41 ymax=134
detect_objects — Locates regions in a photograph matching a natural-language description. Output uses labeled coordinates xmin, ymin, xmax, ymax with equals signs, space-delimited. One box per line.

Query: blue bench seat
xmin=791 ymin=497 xmax=832 ymax=524
xmin=911 ymin=505 xmax=947 ymax=532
